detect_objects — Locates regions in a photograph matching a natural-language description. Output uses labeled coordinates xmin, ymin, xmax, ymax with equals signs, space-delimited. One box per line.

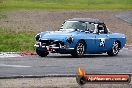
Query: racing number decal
xmin=99 ymin=38 xmax=105 ymax=47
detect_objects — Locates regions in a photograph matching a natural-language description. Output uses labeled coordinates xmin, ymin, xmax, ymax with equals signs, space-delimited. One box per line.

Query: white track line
xmin=0 ymin=52 xmax=21 ymax=58
xmin=0 ymin=64 xmax=31 ymax=68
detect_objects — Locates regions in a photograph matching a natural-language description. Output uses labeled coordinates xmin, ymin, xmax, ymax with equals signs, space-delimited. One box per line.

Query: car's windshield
xmin=87 ymin=23 xmax=95 ymax=33
xmin=59 ymin=21 xmax=87 ymax=31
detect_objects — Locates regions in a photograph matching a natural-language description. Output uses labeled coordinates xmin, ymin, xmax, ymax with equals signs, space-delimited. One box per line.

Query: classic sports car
xmin=34 ymin=18 xmax=126 ymax=57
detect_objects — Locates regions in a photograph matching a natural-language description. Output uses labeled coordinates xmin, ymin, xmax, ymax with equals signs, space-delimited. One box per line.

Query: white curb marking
xmin=0 ymin=64 xmax=31 ymax=68
xmin=0 ymin=52 xmax=21 ymax=58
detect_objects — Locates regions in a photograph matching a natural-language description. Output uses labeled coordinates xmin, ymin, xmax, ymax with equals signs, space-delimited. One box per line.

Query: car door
xmin=95 ymin=24 xmax=110 ymax=52
xmin=84 ymin=22 xmax=97 ymax=53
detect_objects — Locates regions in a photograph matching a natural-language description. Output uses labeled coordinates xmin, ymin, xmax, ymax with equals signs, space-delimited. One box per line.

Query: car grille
xmin=39 ymin=40 xmax=64 ymax=47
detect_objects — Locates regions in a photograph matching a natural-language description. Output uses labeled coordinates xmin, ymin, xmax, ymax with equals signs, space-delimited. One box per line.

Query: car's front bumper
xmin=34 ymin=43 xmax=74 ymax=54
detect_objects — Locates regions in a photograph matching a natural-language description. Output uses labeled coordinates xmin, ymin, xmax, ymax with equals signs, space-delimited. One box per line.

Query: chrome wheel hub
xmin=77 ymin=43 xmax=85 ymax=55
xmin=112 ymin=42 xmax=119 ymax=55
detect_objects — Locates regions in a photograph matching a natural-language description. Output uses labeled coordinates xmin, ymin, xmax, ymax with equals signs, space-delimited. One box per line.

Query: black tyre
xmin=71 ymin=40 xmax=86 ymax=57
xmin=107 ymin=41 xmax=120 ymax=56
xmin=36 ymin=49 xmax=49 ymax=57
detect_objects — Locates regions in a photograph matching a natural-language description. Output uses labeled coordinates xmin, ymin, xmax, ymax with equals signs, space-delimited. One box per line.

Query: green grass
xmin=0 ymin=0 xmax=132 ymax=11
xmin=0 ymin=28 xmax=36 ymax=52
xmin=0 ymin=14 xmax=7 ymax=20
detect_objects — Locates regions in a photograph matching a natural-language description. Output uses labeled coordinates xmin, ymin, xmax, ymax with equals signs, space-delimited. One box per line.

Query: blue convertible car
xmin=34 ymin=18 xmax=126 ymax=57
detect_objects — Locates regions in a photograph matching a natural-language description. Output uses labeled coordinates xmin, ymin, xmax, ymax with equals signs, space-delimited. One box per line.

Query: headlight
xmin=67 ymin=37 xmax=73 ymax=44
xmin=35 ymin=34 xmax=40 ymax=41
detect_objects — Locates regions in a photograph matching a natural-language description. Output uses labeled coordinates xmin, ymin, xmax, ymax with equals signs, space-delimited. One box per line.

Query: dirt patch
xmin=0 ymin=10 xmax=132 ymax=43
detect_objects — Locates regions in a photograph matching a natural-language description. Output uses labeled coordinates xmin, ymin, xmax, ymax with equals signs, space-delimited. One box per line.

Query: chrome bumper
xmin=34 ymin=44 xmax=74 ymax=50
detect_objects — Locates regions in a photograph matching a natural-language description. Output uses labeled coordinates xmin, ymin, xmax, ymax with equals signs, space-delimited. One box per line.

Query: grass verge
xmin=0 ymin=0 xmax=132 ymax=11
xmin=0 ymin=28 xmax=35 ymax=52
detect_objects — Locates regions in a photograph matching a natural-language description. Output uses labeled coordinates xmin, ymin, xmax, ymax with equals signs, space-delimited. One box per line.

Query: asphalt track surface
xmin=116 ymin=11 xmax=132 ymax=24
xmin=0 ymin=47 xmax=132 ymax=78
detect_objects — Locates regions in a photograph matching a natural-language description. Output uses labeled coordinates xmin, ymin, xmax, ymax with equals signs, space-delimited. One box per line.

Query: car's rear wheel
xmin=107 ymin=41 xmax=120 ymax=56
xmin=71 ymin=40 xmax=86 ymax=57
xmin=36 ymin=49 xmax=49 ymax=57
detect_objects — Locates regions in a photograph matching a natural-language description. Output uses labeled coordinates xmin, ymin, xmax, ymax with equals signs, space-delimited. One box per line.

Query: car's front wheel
xmin=36 ymin=49 xmax=49 ymax=57
xmin=107 ymin=41 xmax=120 ymax=56
xmin=71 ymin=40 xmax=86 ymax=57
